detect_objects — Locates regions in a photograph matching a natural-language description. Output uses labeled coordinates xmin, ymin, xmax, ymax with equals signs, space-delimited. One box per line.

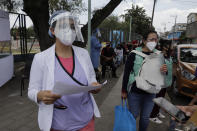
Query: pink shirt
xmin=58 ymin=56 xmax=73 ymax=74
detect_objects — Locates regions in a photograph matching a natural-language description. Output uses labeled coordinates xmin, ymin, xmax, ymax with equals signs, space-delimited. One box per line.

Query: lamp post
xmin=171 ymin=15 xmax=177 ymax=44
xmin=151 ymin=0 xmax=157 ymax=27
xmin=129 ymin=1 xmax=136 ymax=42
xmin=87 ymin=0 xmax=91 ymax=53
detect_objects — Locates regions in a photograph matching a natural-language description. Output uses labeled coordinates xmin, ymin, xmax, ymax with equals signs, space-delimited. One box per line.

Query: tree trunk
xmin=23 ymin=0 xmax=52 ymax=51
xmin=23 ymin=0 xmax=122 ymax=50
xmin=81 ymin=0 xmax=123 ymax=46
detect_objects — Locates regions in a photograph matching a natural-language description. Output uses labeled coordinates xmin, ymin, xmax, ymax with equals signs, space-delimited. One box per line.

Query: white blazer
xmin=28 ymin=44 xmax=101 ymax=131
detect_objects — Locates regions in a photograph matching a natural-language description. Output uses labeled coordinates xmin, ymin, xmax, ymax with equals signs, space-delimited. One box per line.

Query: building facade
xmin=167 ymin=23 xmax=187 ymax=42
xmin=186 ymin=13 xmax=197 ymax=43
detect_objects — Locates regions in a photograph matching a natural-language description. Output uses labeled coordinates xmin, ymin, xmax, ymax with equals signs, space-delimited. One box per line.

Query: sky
xmin=8 ymin=0 xmax=197 ymax=33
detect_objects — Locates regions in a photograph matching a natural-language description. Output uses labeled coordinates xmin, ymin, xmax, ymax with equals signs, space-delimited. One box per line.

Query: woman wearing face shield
xmin=121 ymin=30 xmax=169 ymax=131
xmin=28 ymin=11 xmax=101 ymax=131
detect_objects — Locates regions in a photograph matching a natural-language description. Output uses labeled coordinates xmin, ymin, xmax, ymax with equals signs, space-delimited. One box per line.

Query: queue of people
xmin=90 ymin=29 xmax=127 ymax=79
xmin=27 ymin=10 xmax=196 ymax=131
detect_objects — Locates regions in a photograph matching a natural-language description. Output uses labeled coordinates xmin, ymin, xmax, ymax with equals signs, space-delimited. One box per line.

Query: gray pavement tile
xmin=0 ymin=118 xmax=15 ymax=129
xmin=0 ymin=63 xmax=177 ymax=131
xmin=0 ymin=111 xmax=18 ymax=122
xmin=95 ymin=74 xmax=122 ymax=131
xmin=30 ymin=127 xmax=40 ymax=131
xmin=25 ymin=120 xmax=39 ymax=130
xmin=6 ymin=119 xmax=29 ymax=130
xmin=15 ymin=126 xmax=33 ymax=131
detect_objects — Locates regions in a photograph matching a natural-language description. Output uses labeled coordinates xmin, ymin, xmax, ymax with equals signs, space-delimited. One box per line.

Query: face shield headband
xmin=49 ymin=12 xmax=84 ymax=42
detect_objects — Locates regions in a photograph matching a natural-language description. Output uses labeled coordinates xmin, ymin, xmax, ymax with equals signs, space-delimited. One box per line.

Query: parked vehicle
xmin=172 ymin=44 xmax=197 ymax=98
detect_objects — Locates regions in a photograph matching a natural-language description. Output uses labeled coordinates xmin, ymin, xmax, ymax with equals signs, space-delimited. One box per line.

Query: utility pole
xmin=129 ymin=1 xmax=136 ymax=42
xmin=171 ymin=15 xmax=177 ymax=44
xmin=151 ymin=0 xmax=157 ymax=27
xmin=164 ymin=24 xmax=166 ymax=32
xmin=87 ymin=0 xmax=91 ymax=53
xmin=129 ymin=16 xmax=132 ymax=42
xmin=161 ymin=23 xmax=167 ymax=32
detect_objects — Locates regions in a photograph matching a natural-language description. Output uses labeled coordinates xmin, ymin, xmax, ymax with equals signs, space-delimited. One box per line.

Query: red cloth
xmin=79 ymin=117 xmax=95 ymax=131
xmin=132 ymin=40 xmax=137 ymax=45
xmin=50 ymin=118 xmax=95 ymax=131
xmin=58 ymin=56 xmax=73 ymax=74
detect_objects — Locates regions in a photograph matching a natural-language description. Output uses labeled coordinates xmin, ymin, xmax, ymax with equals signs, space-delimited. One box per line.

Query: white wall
xmin=0 ymin=10 xmax=11 ymax=42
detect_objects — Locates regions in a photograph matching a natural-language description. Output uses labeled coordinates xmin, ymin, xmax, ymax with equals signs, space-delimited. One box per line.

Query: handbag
xmin=113 ymin=100 xmax=136 ymax=131
xmin=132 ymin=50 xmax=165 ymax=94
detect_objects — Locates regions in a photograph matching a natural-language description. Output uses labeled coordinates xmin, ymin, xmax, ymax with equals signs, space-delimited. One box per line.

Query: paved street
xmin=0 ymin=63 xmax=191 ymax=131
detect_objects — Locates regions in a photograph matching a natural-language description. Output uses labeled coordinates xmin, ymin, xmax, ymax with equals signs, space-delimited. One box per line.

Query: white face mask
xmin=55 ymin=28 xmax=76 ymax=46
xmin=146 ymin=41 xmax=157 ymax=51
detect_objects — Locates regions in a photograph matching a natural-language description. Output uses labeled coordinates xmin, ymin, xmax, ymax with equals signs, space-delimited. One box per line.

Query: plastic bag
xmin=113 ymin=100 xmax=136 ymax=131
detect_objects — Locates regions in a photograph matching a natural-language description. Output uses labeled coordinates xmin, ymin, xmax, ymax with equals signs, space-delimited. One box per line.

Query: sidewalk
xmin=95 ymin=73 xmax=171 ymax=131
xmin=0 ymin=63 xmax=124 ymax=131
xmin=0 ymin=63 xmax=172 ymax=131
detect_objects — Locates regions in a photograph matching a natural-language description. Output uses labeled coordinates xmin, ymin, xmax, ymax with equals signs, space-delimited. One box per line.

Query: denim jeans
xmin=169 ymin=119 xmax=176 ymax=131
xmin=128 ymin=92 xmax=156 ymax=131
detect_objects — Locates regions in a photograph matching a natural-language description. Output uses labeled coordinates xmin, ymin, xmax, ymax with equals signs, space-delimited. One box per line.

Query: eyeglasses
xmin=147 ymin=38 xmax=158 ymax=42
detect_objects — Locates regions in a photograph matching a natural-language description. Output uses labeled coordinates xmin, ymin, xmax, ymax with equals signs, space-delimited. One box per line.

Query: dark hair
xmin=51 ymin=21 xmax=57 ymax=29
xmin=159 ymin=39 xmax=172 ymax=58
xmin=143 ymin=30 xmax=158 ymax=40
xmin=49 ymin=21 xmax=57 ymax=38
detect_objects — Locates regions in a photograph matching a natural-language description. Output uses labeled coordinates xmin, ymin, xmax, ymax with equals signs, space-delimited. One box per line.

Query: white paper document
xmin=53 ymin=80 xmax=107 ymax=95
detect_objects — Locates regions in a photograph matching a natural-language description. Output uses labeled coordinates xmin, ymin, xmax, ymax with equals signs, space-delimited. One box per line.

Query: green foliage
xmin=0 ymin=0 xmax=85 ymax=14
xmin=121 ymin=5 xmax=154 ymax=37
xmin=99 ymin=5 xmax=154 ymax=39
xmin=49 ymin=0 xmax=86 ymax=14
xmin=11 ymin=26 xmax=36 ymax=40
xmin=26 ymin=26 xmax=36 ymax=38
xmin=0 ymin=0 xmax=22 ymax=11
xmin=99 ymin=15 xmax=121 ymax=30
xmin=10 ymin=28 xmax=18 ymax=40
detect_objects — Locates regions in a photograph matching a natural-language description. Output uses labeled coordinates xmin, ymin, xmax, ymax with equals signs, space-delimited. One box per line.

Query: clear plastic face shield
xmin=50 ymin=12 xmax=84 ymax=45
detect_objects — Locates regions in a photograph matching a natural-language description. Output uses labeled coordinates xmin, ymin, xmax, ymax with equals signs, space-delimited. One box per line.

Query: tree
xmin=1 ymin=0 xmax=85 ymax=50
xmin=23 ymin=0 xmax=87 ymax=51
xmin=0 ymin=0 xmax=21 ymax=11
xmin=26 ymin=26 xmax=36 ymax=38
xmin=48 ymin=0 xmax=86 ymax=14
xmin=81 ymin=0 xmax=123 ymax=44
xmin=1 ymin=0 xmax=123 ymax=51
xmin=121 ymin=5 xmax=155 ymax=38
xmin=99 ymin=15 xmax=121 ymax=30
xmin=10 ymin=28 xmax=18 ymax=40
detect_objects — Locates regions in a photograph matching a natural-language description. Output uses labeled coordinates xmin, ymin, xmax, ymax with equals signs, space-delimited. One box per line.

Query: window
xmin=191 ymin=17 xmax=195 ymax=23
xmin=180 ymin=48 xmax=197 ymax=63
xmin=188 ymin=19 xmax=191 ymax=24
